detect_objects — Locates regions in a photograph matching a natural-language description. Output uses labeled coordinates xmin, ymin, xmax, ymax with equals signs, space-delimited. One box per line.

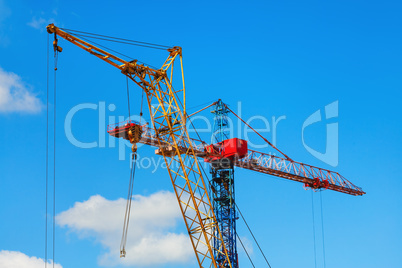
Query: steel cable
xmin=126 ymin=76 xmax=131 ymax=119
xmin=237 ymin=234 xmax=255 ymax=268
xmin=70 ymin=33 xmax=168 ymax=50
xmin=224 ymin=105 xmax=292 ymax=160
xmin=120 ymin=153 xmax=137 ymax=257
xmin=60 ymin=28 xmax=171 ymax=48
xmin=45 ymin=33 xmax=49 ymax=268
xmin=235 ymin=203 xmax=272 ymax=268
xmin=52 ymin=46 xmax=58 ymax=268
xmin=312 ymin=191 xmax=317 ymax=268
xmin=73 ymin=34 xmax=159 ymax=70
xmin=320 ymin=191 xmax=327 ymax=268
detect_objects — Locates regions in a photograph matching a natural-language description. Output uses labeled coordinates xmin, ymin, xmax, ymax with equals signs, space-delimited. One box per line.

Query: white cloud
xmin=238 ymin=236 xmax=254 ymax=256
xmin=0 ymin=250 xmax=62 ymax=268
xmin=56 ymin=191 xmax=194 ymax=267
xmin=27 ymin=17 xmax=46 ymax=30
xmin=0 ymin=67 xmax=42 ymax=113
xmin=27 ymin=17 xmax=56 ymax=31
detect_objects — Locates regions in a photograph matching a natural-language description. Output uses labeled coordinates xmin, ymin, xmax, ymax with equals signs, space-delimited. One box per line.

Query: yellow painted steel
xmin=47 ymin=24 xmax=232 ymax=268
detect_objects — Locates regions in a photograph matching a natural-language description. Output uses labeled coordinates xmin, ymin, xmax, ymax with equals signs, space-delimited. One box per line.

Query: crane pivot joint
xmin=46 ymin=23 xmax=56 ymax=34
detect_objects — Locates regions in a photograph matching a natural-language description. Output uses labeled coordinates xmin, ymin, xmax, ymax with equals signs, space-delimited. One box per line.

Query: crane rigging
xmin=46 ymin=23 xmax=365 ymax=268
xmin=47 ymin=23 xmax=233 ymax=268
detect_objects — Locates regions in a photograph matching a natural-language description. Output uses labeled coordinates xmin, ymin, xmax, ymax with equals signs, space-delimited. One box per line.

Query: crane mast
xmin=210 ymin=100 xmax=238 ymax=267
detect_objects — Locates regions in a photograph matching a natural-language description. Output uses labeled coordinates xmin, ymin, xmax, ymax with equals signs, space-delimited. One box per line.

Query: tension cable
xmin=45 ymin=32 xmax=49 ymax=268
xmin=140 ymin=89 xmax=144 ymax=124
xmin=120 ymin=153 xmax=137 ymax=257
xmin=225 ymin=105 xmax=292 ymax=160
xmin=44 ymin=32 xmax=60 ymax=268
xmin=60 ymin=27 xmax=171 ymax=49
xmin=126 ymin=76 xmax=131 ymax=119
xmin=52 ymin=33 xmax=59 ymax=268
xmin=320 ymin=191 xmax=327 ymax=268
xmin=312 ymin=191 xmax=317 ymax=268
xmin=237 ymin=234 xmax=255 ymax=268
xmin=236 ymin=203 xmax=272 ymax=268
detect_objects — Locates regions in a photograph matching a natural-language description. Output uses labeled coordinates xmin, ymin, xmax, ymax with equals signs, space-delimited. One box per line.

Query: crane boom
xmin=109 ymin=123 xmax=365 ymax=196
xmin=235 ymin=150 xmax=364 ymax=195
xmin=46 ymin=24 xmax=233 ymax=268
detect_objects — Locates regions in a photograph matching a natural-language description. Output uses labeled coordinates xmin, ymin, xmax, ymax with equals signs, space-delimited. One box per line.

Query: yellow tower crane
xmin=46 ymin=24 xmax=233 ymax=268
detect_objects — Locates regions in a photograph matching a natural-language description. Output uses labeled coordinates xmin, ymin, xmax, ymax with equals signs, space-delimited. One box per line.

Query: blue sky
xmin=1 ymin=0 xmax=401 ymax=267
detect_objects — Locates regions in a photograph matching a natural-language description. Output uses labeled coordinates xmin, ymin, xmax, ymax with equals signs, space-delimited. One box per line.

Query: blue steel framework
xmin=210 ymin=99 xmax=238 ymax=268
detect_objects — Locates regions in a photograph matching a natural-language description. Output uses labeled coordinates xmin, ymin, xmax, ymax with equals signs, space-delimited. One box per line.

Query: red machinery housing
xmin=204 ymin=138 xmax=248 ymax=162
xmin=304 ymin=177 xmax=330 ymax=190
xmin=107 ymin=120 xmax=141 ymax=139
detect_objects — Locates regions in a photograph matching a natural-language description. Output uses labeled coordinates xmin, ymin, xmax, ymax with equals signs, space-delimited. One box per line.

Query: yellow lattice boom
xmin=46 ymin=24 xmax=232 ymax=268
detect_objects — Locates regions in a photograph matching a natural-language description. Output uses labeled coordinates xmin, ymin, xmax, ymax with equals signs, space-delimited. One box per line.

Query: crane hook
xmin=52 ymin=33 xmax=62 ymax=71
xmin=53 ymin=34 xmax=63 ymax=54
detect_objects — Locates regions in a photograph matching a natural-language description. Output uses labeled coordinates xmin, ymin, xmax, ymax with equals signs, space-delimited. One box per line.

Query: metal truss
xmin=235 ymin=150 xmax=365 ymax=195
xmin=211 ymin=100 xmax=238 ymax=268
xmin=47 ymin=24 xmax=233 ymax=268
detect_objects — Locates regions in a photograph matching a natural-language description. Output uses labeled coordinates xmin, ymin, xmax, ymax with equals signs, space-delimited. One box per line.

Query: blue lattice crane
xmin=210 ymin=100 xmax=238 ymax=268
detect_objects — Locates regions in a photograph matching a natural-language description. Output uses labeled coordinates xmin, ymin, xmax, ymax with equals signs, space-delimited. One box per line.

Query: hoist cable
xmin=312 ymin=191 xmax=317 ymax=268
xmin=235 ymin=203 xmax=272 ymax=268
xmin=139 ymin=90 xmax=144 ymax=124
xmin=60 ymin=28 xmax=170 ymax=48
xmin=320 ymin=191 xmax=327 ymax=268
xmin=52 ymin=47 xmax=58 ymax=268
xmin=122 ymin=155 xmax=136 ymax=253
xmin=126 ymin=76 xmax=131 ymax=120
xmin=237 ymin=234 xmax=255 ymax=268
xmin=120 ymin=153 xmax=137 ymax=257
xmin=45 ymin=33 xmax=49 ymax=268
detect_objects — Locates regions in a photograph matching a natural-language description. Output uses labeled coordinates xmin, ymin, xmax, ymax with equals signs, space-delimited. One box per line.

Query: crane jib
xmin=108 ymin=121 xmax=365 ymax=196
